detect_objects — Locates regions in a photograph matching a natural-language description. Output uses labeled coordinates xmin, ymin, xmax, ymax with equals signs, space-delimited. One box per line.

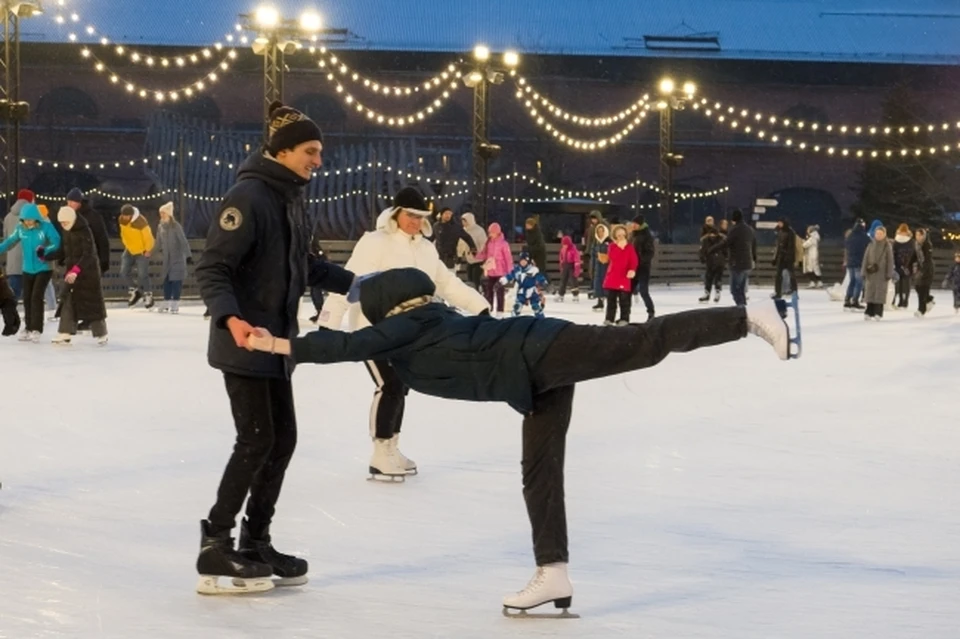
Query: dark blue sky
xmin=23 ymin=0 xmax=960 ymax=65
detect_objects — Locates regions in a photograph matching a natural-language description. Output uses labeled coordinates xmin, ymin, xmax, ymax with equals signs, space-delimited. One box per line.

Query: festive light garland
xmin=516 ymin=97 xmax=652 ymax=150
xmin=513 ymin=76 xmax=650 ymax=128
xmin=50 ymin=2 xmax=241 ymax=102
xmin=691 ymin=99 xmax=960 ymax=158
xmin=312 ymin=48 xmax=464 ymax=97
xmin=78 ymin=45 xmax=237 ymax=102
xmin=693 ymin=95 xmax=960 ymax=138
xmin=316 ymin=68 xmax=463 ymax=127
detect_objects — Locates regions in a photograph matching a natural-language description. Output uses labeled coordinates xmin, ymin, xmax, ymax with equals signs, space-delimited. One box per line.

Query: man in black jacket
xmin=709 ymin=209 xmax=756 ymax=306
xmin=433 ymin=207 xmax=477 ymax=270
xmin=66 ymin=189 xmax=110 ymax=274
xmin=246 ymin=267 xmax=794 ymax=614
xmin=772 ymin=218 xmax=797 ymax=299
xmin=194 ymin=100 xmax=356 ymax=595
xmin=629 ymin=215 xmax=656 ymax=319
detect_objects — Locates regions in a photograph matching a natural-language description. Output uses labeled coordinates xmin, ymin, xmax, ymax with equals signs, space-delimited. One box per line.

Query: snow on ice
xmin=1 ymin=286 xmax=958 ymax=638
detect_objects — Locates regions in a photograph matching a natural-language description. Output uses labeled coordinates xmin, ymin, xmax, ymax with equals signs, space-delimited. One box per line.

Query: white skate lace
xmin=515 ymin=567 xmax=547 ymax=596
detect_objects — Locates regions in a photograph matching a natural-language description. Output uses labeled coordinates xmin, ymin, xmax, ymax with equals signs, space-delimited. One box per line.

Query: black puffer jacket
xmin=773 ymin=223 xmax=797 ymax=268
xmin=631 ymin=224 xmax=656 ymax=268
xmin=523 ymin=220 xmax=548 ymax=273
xmin=699 ymin=225 xmax=726 ymax=269
xmin=433 ymin=218 xmax=477 ymax=268
xmin=78 ymin=202 xmax=111 ymax=273
xmin=710 ymin=222 xmax=756 ymax=271
xmin=916 ymin=239 xmax=935 ymax=286
xmin=197 ymin=152 xmax=354 ymax=379
xmin=290 ymin=268 xmax=569 ymax=414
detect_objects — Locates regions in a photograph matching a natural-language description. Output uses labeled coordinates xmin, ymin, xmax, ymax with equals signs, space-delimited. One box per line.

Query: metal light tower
xmin=241 ymin=5 xmax=346 ymax=142
xmin=0 ymin=0 xmax=41 ymax=206
xmin=464 ymin=46 xmax=518 ymax=226
xmin=656 ymin=78 xmax=695 ymax=243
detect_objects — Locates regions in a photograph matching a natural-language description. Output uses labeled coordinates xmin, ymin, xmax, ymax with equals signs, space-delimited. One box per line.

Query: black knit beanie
xmin=393 ymin=186 xmax=430 ymax=214
xmin=266 ymin=100 xmax=323 ymax=155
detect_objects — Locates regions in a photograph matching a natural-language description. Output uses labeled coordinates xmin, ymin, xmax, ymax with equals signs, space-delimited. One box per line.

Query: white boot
xmin=503 ymin=563 xmax=574 ymax=613
xmin=97 ymin=334 xmax=109 ymax=346
xmin=390 ymin=434 xmax=417 ymax=475
xmin=368 ymin=438 xmax=406 ymax=481
xmin=158 ymin=300 xmax=170 ymax=313
xmin=746 ymin=300 xmax=789 ymax=361
xmin=51 ymin=333 xmax=73 ymax=345
xmin=171 ymin=300 xmax=180 ymax=314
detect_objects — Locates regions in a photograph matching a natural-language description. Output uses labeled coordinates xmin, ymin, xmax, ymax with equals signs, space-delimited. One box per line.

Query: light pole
xmin=656 ymin=78 xmax=695 ymax=243
xmin=241 ymin=5 xmax=345 ymax=142
xmin=464 ymin=45 xmax=518 ymax=226
xmin=0 ymin=0 xmax=41 ymax=206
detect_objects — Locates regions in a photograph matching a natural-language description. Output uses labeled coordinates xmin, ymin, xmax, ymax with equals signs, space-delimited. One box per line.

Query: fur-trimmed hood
xmin=376 ymin=206 xmax=433 ymax=238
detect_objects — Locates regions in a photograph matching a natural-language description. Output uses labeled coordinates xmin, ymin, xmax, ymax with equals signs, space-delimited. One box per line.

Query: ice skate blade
xmin=232 ymin=575 xmax=308 ymax=588
xmin=367 ymin=468 xmax=405 ymax=483
xmin=196 ymin=575 xmax=275 ymax=595
xmin=503 ymin=598 xmax=579 ymax=619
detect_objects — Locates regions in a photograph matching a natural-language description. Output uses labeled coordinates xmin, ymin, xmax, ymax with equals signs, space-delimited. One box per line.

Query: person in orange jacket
xmin=118 ymin=204 xmax=156 ymax=308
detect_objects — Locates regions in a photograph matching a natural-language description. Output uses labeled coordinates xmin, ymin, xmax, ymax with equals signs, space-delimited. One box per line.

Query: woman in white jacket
xmin=317 ymin=187 xmax=490 ymax=480
xmin=802 ymin=225 xmax=822 ymax=288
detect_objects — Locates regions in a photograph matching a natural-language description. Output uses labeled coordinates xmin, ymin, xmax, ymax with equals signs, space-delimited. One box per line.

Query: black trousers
xmin=915 ymin=284 xmax=932 ymax=314
xmin=365 ymin=360 xmax=408 ymax=440
xmin=895 ymin=274 xmax=911 ymax=307
xmin=704 ymin=264 xmax=724 ymax=293
xmin=631 ymin=265 xmax=654 ymax=315
xmin=865 ymin=302 xmax=884 ymax=318
xmin=521 ymin=307 xmax=748 ymax=565
xmin=774 ymin=266 xmax=795 ymax=298
xmin=208 ymin=373 xmax=298 ymax=538
xmin=22 ymin=271 xmax=52 ymax=333
xmin=466 ymin=263 xmax=484 ymax=289
xmin=557 ymin=263 xmax=579 ymax=297
xmin=604 ymin=289 xmax=632 ymax=323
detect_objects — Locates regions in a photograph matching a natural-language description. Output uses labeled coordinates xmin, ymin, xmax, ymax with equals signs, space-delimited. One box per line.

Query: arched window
xmin=766 ymin=187 xmax=843 ymax=236
xmin=36 ymin=86 xmax=99 ymax=121
xmin=165 ymin=96 xmax=221 ymax=122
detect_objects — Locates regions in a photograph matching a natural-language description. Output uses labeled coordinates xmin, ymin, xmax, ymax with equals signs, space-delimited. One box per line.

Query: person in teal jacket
xmin=0 ymin=203 xmax=60 ymax=340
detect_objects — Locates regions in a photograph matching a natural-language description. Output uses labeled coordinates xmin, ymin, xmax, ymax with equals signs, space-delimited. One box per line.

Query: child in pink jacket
xmin=474 ymin=222 xmax=513 ymax=315
xmin=555 ymin=235 xmax=582 ymax=302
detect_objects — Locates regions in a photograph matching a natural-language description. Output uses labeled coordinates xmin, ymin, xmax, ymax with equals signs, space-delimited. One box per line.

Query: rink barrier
xmin=95 ymin=240 xmax=957 ymax=301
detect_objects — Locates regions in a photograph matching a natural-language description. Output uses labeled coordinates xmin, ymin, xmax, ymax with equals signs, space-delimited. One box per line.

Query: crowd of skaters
xmin=0 ymin=188 xmax=194 ymax=344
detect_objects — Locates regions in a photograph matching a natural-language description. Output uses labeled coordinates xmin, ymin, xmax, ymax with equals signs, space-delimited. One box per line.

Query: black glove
xmin=186 ymin=256 xmax=194 ymax=265
xmin=479 ymin=309 xmax=491 ymax=317
xmin=36 ymin=246 xmax=45 ymax=259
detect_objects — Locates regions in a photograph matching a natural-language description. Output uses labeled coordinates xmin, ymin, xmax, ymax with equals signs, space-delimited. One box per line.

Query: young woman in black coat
xmin=244 ymin=267 xmax=798 ymax=616
xmin=48 ymin=206 xmax=108 ymax=345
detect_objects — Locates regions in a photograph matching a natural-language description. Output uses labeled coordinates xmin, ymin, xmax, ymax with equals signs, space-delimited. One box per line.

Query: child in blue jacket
xmin=501 ymin=251 xmax=548 ymax=318
xmin=0 ymin=203 xmax=60 ymax=341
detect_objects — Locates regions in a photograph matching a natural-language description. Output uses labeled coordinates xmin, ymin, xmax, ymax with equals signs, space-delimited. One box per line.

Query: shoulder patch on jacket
xmin=219 ymin=207 xmax=243 ymax=231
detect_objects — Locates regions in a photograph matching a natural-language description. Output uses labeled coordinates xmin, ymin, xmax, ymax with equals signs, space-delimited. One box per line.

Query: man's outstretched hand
xmin=226 ymin=316 xmax=256 ymax=349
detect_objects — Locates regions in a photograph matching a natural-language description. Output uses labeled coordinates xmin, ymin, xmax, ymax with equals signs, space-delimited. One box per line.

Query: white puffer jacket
xmin=317 ymin=207 xmax=490 ymax=331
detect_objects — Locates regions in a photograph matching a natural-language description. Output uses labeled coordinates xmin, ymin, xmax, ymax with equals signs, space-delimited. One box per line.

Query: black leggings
xmin=22 ymin=271 xmax=53 ymax=333
xmin=208 ymin=374 xmax=298 ymax=537
xmin=520 ymin=307 xmax=748 ymax=565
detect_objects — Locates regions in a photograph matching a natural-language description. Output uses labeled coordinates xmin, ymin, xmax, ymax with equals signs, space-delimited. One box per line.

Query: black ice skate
xmin=238 ymin=518 xmax=309 ymax=587
xmin=1 ymin=300 xmax=20 ymax=336
xmin=127 ymin=288 xmax=143 ymax=307
xmin=196 ymin=519 xmax=274 ymax=595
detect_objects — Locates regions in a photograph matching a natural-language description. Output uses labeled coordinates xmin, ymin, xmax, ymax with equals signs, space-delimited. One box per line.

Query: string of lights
xmin=316 ymin=68 xmax=463 ymax=127
xmin=694 ymin=96 xmax=960 ymax=138
xmin=513 ymin=76 xmax=650 ymax=128
xmin=312 ymin=48 xmax=464 ymax=97
xmin=691 ymin=100 xmax=960 ymax=158
xmin=516 ymin=97 xmax=652 ymax=150
xmin=78 ymin=45 xmax=237 ymax=102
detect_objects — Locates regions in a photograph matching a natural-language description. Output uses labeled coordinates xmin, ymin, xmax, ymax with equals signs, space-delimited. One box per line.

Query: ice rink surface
xmin=1 ymin=285 xmax=958 ymax=638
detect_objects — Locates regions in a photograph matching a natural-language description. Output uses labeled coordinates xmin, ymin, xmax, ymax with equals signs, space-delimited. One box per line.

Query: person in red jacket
xmin=602 ymin=224 xmax=639 ymax=325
